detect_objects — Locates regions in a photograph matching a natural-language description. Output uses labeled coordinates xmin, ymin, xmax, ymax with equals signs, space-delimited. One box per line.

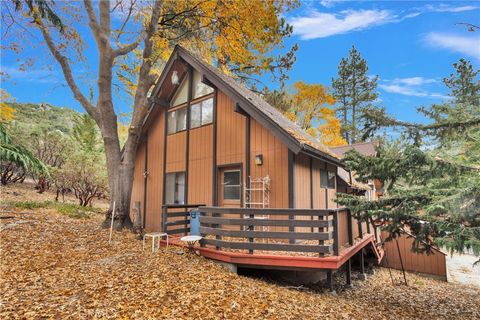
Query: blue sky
xmin=1 ymin=1 xmax=480 ymax=125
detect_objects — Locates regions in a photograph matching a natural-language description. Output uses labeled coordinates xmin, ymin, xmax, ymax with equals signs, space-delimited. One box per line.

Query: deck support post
xmin=346 ymin=259 xmax=352 ymax=287
xmin=327 ymin=270 xmax=335 ymax=293
xmin=358 ymin=249 xmax=367 ymax=280
xmin=161 ymin=206 xmax=167 ymax=233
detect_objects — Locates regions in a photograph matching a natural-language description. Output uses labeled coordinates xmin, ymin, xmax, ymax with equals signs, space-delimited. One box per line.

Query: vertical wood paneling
xmin=381 ymin=231 xmax=447 ymax=279
xmin=216 ymin=91 xmax=246 ymax=166
xmin=250 ymin=118 xmax=289 ymax=232
xmin=293 ymin=153 xmax=311 ymax=233
xmin=188 ymin=125 xmax=213 ymax=206
xmin=166 ymin=131 xmax=186 ymax=172
xmin=130 ymin=142 xmax=145 ymax=220
xmin=145 ymin=110 xmax=165 ymax=231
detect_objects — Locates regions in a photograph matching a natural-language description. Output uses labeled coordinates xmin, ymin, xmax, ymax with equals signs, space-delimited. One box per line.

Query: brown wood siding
xmin=216 ymin=91 xmax=246 ymax=166
xmin=312 ymin=159 xmax=327 ymax=209
xmin=145 ymin=110 xmax=165 ymax=231
xmin=293 ymin=153 xmax=311 ymax=233
xmin=130 ymin=142 xmax=145 ymax=221
xmin=249 ymin=118 xmax=289 ymax=209
xmin=166 ymin=131 xmax=186 ymax=173
xmin=250 ymin=118 xmax=289 ymax=233
xmin=188 ymin=125 xmax=214 ymax=206
xmin=381 ymin=231 xmax=447 ymax=279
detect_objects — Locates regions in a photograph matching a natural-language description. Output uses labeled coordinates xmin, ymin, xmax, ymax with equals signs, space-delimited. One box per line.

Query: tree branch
xmin=34 ymin=16 xmax=96 ymax=118
xmin=83 ymin=0 xmax=101 ymax=46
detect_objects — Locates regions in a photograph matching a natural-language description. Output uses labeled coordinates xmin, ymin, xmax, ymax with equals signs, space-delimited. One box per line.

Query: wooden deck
xmin=160 ymin=205 xmax=384 ymax=271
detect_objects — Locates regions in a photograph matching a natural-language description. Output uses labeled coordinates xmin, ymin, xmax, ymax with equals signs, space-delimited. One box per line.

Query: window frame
xmin=167 ymin=105 xmax=188 ymax=135
xmin=189 ymin=94 xmax=214 ymax=130
xmin=320 ymin=170 xmax=336 ymax=189
xmin=165 ymin=171 xmax=186 ymax=205
xmin=222 ymin=169 xmax=242 ymax=201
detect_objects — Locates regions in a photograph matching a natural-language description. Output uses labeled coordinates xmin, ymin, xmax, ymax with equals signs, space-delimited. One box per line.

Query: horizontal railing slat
xmin=165 ymin=212 xmax=190 ymax=218
xmin=167 ymin=228 xmax=190 ymax=235
xmin=202 ymin=239 xmax=332 ymax=253
xmin=200 ymin=227 xmax=332 ymax=240
xmin=165 ymin=220 xmax=190 ymax=227
xmin=199 ymin=207 xmax=334 ymax=216
xmin=200 ymin=216 xmax=332 ymax=228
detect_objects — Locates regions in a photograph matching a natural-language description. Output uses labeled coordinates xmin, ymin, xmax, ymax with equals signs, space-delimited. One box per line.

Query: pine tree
xmin=332 ymin=45 xmax=379 ymax=143
xmin=337 ymin=59 xmax=480 ymax=260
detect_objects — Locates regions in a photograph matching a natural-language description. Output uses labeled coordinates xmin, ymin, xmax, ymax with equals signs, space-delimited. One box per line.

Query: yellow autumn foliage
xmin=289 ymin=81 xmax=347 ymax=147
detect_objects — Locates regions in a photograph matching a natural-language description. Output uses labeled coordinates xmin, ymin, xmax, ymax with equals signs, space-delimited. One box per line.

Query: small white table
xmin=180 ymin=235 xmax=203 ymax=246
xmin=143 ymin=232 xmax=169 ymax=252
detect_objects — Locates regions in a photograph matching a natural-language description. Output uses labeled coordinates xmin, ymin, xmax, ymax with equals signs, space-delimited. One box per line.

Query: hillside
xmin=7 ymin=102 xmax=80 ymax=136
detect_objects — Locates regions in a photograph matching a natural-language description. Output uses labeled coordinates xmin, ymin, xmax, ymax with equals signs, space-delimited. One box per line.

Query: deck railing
xmin=198 ymin=207 xmax=356 ymax=256
xmin=162 ymin=204 xmax=205 ymax=235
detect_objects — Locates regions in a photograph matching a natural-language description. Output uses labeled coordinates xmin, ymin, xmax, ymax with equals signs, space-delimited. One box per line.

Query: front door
xmin=218 ymin=166 xmax=242 ymax=207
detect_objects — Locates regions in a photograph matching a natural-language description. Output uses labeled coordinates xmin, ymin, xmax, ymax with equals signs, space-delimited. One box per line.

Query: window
xmin=171 ymin=76 xmax=188 ymax=107
xmin=320 ymin=170 xmax=335 ymax=189
xmin=192 ymin=70 xmax=214 ymax=99
xmin=223 ymin=170 xmax=241 ymax=200
xmin=190 ymin=97 xmax=214 ymax=128
xmin=165 ymin=172 xmax=185 ymax=205
xmin=167 ymin=107 xmax=187 ymax=134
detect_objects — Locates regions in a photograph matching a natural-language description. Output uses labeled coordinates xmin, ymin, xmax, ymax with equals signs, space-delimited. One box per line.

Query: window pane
xmin=320 ymin=170 xmax=328 ymax=188
xmin=165 ymin=173 xmax=175 ymax=204
xmin=201 ymin=98 xmax=213 ymax=125
xmin=193 ymin=70 xmax=214 ymax=99
xmin=167 ymin=111 xmax=176 ymax=134
xmin=328 ymin=171 xmax=336 ymax=189
xmin=224 ymin=171 xmax=240 ymax=186
xmin=171 ymin=76 xmax=188 ymax=106
xmin=175 ymin=173 xmax=185 ymax=204
xmin=176 ymin=107 xmax=187 ymax=131
xmin=223 ymin=170 xmax=241 ymax=200
xmin=224 ymin=186 xmax=241 ymax=200
xmin=190 ymin=103 xmax=201 ymax=128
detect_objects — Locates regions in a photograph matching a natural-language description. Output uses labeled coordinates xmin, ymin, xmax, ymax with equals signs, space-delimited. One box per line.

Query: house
xmin=331 ymin=142 xmax=384 ymax=199
xmin=129 ymin=46 xmax=383 ymax=288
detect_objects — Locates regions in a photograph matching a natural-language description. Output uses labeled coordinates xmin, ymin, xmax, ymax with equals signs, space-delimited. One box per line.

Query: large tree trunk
xmin=100 ymin=138 xmax=137 ymax=230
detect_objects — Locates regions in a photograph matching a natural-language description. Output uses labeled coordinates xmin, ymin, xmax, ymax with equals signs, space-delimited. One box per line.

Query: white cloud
xmin=424 ymin=32 xmax=480 ymax=60
xmin=291 ymin=9 xmax=395 ymax=40
xmin=0 ymin=65 xmax=57 ymax=84
xmin=379 ymin=77 xmax=449 ymax=100
xmin=424 ymin=4 xmax=478 ymax=13
xmin=394 ymin=77 xmax=437 ymax=86
xmin=290 ymin=3 xmax=479 ymax=40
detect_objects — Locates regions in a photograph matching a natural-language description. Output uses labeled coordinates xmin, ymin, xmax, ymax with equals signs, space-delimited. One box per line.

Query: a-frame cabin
xmin=130 ymin=46 xmax=383 ymax=286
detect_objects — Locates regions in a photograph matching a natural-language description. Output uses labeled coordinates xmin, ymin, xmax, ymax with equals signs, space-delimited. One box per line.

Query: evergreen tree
xmin=337 ymin=59 xmax=480 ymax=261
xmin=332 ymin=45 xmax=379 ymax=143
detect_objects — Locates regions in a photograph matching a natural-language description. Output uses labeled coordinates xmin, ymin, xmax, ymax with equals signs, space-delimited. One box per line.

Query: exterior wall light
xmin=255 ymin=154 xmax=263 ymax=166
xmin=171 ymin=70 xmax=179 ymax=85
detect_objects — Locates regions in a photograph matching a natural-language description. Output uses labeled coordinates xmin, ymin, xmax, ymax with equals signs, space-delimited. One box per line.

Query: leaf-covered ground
xmin=1 ymin=196 xmax=479 ymax=319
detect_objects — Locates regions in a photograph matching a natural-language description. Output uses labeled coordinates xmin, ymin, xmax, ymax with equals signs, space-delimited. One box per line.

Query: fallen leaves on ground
xmin=1 ymin=208 xmax=479 ymax=319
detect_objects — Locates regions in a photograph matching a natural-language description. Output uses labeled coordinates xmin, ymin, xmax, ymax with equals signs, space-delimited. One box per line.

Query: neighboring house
xmin=331 ymin=142 xmax=384 ymax=199
xmin=130 ymin=46 xmax=382 ymax=288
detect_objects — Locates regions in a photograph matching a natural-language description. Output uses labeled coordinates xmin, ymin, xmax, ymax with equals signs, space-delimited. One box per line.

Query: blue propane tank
xmin=190 ymin=209 xmax=200 ymax=236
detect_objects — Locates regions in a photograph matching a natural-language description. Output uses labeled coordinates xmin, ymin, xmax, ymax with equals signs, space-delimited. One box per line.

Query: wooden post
xmin=327 ymin=270 xmax=335 ymax=292
xmin=346 ymin=259 xmax=352 ymax=286
xmin=359 ymin=249 xmax=365 ymax=274
xmin=357 ymin=218 xmax=363 ymax=238
xmin=332 ymin=210 xmax=340 ymax=256
xmin=347 ymin=209 xmax=353 ymax=245
xmin=184 ymin=209 xmax=188 ymax=236
xmin=161 ymin=206 xmax=167 ymax=233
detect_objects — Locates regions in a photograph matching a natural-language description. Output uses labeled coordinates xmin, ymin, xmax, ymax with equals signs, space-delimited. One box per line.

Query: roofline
xmin=144 ymin=45 xmax=348 ymax=164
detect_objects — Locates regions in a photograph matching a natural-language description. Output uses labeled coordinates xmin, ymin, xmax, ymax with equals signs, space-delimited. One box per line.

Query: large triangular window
xmin=170 ymin=76 xmax=189 ymax=107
